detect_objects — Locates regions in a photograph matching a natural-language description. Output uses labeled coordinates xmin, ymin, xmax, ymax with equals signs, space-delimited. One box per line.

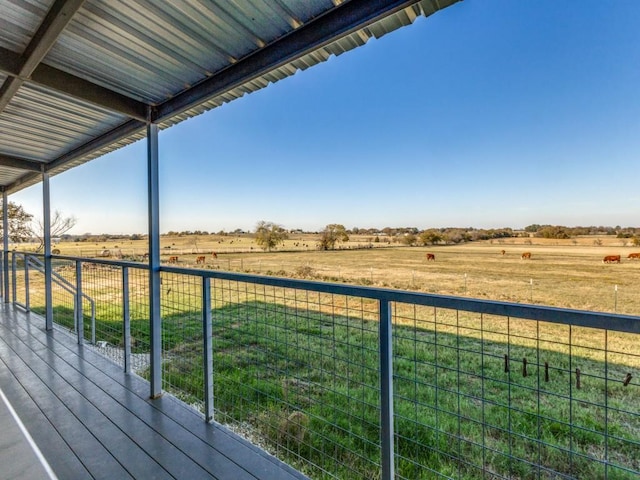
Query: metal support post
xmin=76 ymin=261 xmax=84 ymax=344
xmin=11 ymin=254 xmax=16 ymax=304
xmin=24 ymin=255 xmax=30 ymax=311
xmin=202 ymin=277 xmax=214 ymax=422
xmin=379 ymin=299 xmax=395 ymax=480
xmin=3 ymin=191 xmax=9 ymax=303
xmin=123 ymin=267 xmax=131 ymax=374
xmin=147 ymin=121 xmax=162 ymax=398
xmin=42 ymin=168 xmax=53 ymax=330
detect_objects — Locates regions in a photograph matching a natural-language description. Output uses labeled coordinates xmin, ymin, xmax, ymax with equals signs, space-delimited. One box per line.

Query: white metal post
xmin=2 ymin=190 xmax=9 ymax=303
xmin=203 ymin=277 xmax=213 ymax=422
xmin=123 ymin=266 xmax=131 ymax=374
xmin=147 ymin=121 xmax=162 ymax=398
xmin=76 ymin=261 xmax=83 ymax=344
xmin=42 ymin=168 xmax=53 ymax=330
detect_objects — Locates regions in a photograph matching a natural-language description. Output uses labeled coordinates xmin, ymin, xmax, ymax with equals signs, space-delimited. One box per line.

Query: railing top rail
xmin=10 ymin=251 xmax=640 ymax=334
xmin=17 ymin=252 xmax=145 ymax=270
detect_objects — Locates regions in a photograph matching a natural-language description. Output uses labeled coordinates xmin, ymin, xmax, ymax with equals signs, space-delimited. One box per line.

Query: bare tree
xmin=33 ymin=210 xmax=77 ymax=252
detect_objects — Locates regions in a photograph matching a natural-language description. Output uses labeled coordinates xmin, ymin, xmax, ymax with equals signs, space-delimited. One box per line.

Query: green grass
xmin=154 ymin=301 xmax=640 ymax=479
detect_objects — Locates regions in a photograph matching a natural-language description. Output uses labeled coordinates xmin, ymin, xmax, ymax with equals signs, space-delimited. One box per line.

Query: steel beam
xmin=155 ymin=0 xmax=424 ymax=122
xmin=0 ymin=0 xmax=86 ymax=114
xmin=0 ymin=46 xmax=147 ymax=121
xmin=0 ymin=154 xmax=45 ymax=172
xmin=4 ymin=120 xmax=146 ymax=194
xmin=147 ymin=121 xmax=162 ymax=398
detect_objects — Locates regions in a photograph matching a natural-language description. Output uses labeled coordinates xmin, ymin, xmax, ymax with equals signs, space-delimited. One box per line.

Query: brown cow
xmin=426 ymin=253 xmax=435 ymax=261
xmin=168 ymin=256 xmax=178 ymax=264
xmin=603 ymin=255 xmax=621 ymax=264
xmin=521 ymin=252 xmax=532 ymax=260
xmin=500 ymin=250 xmax=506 ymax=256
xmin=627 ymin=252 xmax=640 ymax=260
xmin=212 ymin=252 xmax=218 ymax=259
xmin=195 ymin=256 xmax=206 ymax=264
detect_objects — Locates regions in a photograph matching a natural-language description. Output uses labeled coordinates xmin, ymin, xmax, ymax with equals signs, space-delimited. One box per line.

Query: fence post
xmin=123 ymin=267 xmax=131 ymax=374
xmin=24 ymin=255 xmax=30 ymax=312
xmin=379 ymin=299 xmax=394 ymax=480
xmin=76 ymin=261 xmax=84 ymax=344
xmin=202 ymin=277 xmax=214 ymax=423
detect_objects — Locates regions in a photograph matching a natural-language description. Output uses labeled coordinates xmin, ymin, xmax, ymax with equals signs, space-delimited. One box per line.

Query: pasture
xmin=18 ymin=233 xmax=640 ymax=316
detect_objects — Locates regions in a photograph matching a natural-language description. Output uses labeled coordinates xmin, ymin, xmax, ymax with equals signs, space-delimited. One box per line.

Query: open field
xmin=13 ymin=234 xmax=640 ymax=315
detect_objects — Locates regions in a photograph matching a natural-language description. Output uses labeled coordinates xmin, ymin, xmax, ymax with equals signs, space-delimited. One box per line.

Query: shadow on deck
xmin=0 ymin=304 xmax=308 ymax=480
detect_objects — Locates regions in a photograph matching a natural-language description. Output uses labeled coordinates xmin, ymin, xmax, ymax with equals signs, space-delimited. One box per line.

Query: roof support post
xmin=2 ymin=190 xmax=9 ymax=303
xmin=42 ymin=167 xmax=53 ymax=330
xmin=379 ymin=299 xmax=395 ymax=480
xmin=147 ymin=120 xmax=162 ymax=398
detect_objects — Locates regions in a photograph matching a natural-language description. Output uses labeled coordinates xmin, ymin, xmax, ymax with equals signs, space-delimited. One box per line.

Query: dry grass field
xmin=15 ymin=233 xmax=640 ymax=316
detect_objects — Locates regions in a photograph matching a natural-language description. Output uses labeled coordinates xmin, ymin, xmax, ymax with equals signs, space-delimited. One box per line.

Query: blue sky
xmin=12 ymin=0 xmax=640 ymax=234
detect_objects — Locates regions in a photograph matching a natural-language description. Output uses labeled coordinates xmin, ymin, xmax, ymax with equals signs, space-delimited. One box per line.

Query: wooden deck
xmin=0 ymin=304 xmax=308 ymax=480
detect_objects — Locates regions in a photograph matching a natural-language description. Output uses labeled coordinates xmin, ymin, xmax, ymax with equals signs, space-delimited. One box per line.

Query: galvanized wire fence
xmin=5 ymin=252 xmax=640 ymax=479
xmin=144 ymin=258 xmax=639 ymax=316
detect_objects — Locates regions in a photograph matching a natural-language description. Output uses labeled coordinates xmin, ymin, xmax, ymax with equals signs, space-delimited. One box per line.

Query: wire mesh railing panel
xmin=12 ymin=254 xmax=28 ymax=308
xmin=80 ymin=261 xmax=124 ymax=363
xmin=207 ymin=279 xmax=382 ymax=479
xmin=392 ymin=303 xmax=640 ymax=480
xmin=48 ymin=258 xmax=76 ymax=332
xmin=160 ymin=271 xmax=204 ymax=409
xmin=128 ymin=266 xmax=151 ymax=375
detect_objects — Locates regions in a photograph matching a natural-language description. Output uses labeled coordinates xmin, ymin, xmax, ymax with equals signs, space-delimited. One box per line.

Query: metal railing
xmin=4 ymin=251 xmax=640 ymax=479
xmin=10 ymin=253 xmax=97 ymax=343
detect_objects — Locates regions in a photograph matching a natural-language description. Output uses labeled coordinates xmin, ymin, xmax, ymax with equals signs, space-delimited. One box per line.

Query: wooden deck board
xmin=0 ymin=305 xmax=309 ymax=480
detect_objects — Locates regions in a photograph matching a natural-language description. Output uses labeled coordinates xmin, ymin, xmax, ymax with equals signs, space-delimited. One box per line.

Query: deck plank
xmin=0 ymin=306 xmax=308 ymax=480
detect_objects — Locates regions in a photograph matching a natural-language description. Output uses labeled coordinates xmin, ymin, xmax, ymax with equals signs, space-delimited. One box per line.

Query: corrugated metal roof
xmin=0 ymin=0 xmax=463 ymax=194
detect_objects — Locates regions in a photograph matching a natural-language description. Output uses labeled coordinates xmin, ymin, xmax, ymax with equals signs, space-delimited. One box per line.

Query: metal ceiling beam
xmin=0 ymin=154 xmax=44 ymax=172
xmin=155 ymin=0 xmax=423 ymax=122
xmin=0 ymin=47 xmax=147 ymax=121
xmin=4 ymin=119 xmax=146 ymax=194
xmin=45 ymin=119 xmax=146 ymax=171
xmin=0 ymin=0 xmax=86 ymax=114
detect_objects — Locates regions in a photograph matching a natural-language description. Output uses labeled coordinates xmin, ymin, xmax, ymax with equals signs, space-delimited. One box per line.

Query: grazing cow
xmin=212 ymin=252 xmax=218 ymax=259
xmin=603 ymin=255 xmax=621 ymax=264
xmin=628 ymin=252 xmax=640 ymax=260
xmin=168 ymin=256 xmax=178 ymax=264
xmin=521 ymin=252 xmax=532 ymax=260
xmin=500 ymin=250 xmax=506 ymax=256
xmin=196 ymin=255 xmax=206 ymax=264
xmin=426 ymin=253 xmax=435 ymax=261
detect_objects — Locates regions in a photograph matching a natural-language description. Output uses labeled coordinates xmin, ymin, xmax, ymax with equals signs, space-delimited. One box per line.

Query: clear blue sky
xmin=12 ymin=0 xmax=640 ymax=234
